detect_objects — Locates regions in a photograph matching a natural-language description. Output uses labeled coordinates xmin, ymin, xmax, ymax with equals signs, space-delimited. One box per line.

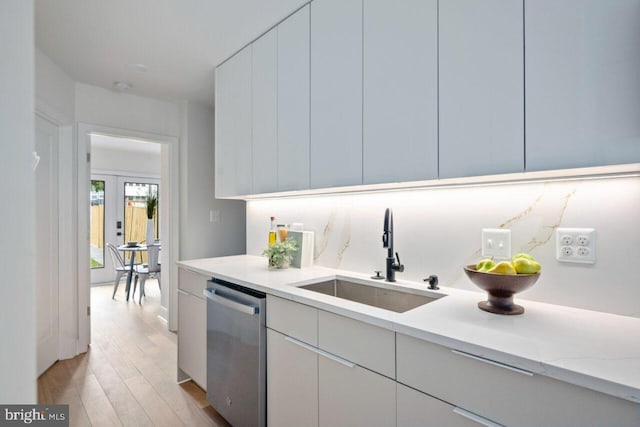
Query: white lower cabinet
xmin=266 ymin=299 xmax=639 ymax=427
xmin=267 ymin=297 xmax=396 ymax=427
xmin=318 ymin=353 xmax=396 ymax=427
xmin=397 ymin=384 xmax=484 ymax=427
xmin=267 ymin=329 xmax=318 ymax=427
xmin=177 ymin=288 xmax=206 ymax=389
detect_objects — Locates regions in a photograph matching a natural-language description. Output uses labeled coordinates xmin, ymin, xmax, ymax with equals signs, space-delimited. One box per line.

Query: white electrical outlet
xmin=482 ymin=229 xmax=511 ymax=259
xmin=556 ymin=228 xmax=596 ymax=264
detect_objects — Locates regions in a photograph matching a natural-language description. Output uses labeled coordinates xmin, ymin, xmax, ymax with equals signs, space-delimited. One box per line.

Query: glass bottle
xmin=277 ymin=224 xmax=288 ymax=242
xmin=268 ymin=216 xmax=277 ymax=247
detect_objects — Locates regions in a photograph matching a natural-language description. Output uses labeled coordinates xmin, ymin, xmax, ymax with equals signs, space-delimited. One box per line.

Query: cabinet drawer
xmin=267 ymin=295 xmax=318 ymax=346
xmin=178 ymin=268 xmax=208 ymax=297
xmin=397 ymin=334 xmax=639 ymax=427
xmin=319 ymin=310 xmax=395 ymax=379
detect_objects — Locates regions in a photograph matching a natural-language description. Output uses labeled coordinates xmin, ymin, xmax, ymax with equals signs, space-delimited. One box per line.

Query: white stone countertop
xmin=177 ymin=255 xmax=640 ymax=404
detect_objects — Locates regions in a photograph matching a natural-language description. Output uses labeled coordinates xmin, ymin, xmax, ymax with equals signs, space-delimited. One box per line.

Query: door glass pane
xmin=123 ymin=182 xmax=159 ymax=263
xmin=90 ymin=180 xmax=105 ymax=268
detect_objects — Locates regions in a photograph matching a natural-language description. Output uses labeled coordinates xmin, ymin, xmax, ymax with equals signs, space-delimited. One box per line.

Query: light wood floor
xmin=38 ymin=281 xmax=231 ymax=427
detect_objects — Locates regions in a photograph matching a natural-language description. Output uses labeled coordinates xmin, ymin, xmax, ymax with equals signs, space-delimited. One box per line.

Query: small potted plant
xmin=262 ymin=239 xmax=298 ymax=270
xmin=145 ymin=192 xmax=158 ymax=244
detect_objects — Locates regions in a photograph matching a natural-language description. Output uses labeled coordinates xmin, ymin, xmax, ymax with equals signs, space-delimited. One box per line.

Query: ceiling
xmin=35 ymin=0 xmax=307 ymax=106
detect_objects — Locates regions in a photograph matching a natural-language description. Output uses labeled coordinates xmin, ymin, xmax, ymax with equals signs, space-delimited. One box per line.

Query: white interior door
xmin=36 ymin=115 xmax=59 ymax=375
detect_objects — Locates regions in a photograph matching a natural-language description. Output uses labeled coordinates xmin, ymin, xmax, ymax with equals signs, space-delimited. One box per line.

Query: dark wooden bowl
xmin=464 ymin=265 xmax=540 ymax=315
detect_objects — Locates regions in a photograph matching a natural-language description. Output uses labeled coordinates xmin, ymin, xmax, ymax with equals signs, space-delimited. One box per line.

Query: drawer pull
xmin=316 ymin=347 xmax=356 ymax=368
xmin=453 ymin=407 xmax=504 ymax=427
xmin=285 ymin=336 xmax=356 ymax=368
xmin=178 ymin=289 xmax=190 ymax=296
xmin=285 ymin=336 xmax=319 ymax=354
xmin=451 ymin=349 xmax=534 ymax=376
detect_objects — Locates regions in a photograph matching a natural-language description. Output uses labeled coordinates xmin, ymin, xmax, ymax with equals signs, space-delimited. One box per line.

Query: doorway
xmin=90 ymin=174 xmax=160 ymax=285
xmin=77 ymin=124 xmax=180 ymax=352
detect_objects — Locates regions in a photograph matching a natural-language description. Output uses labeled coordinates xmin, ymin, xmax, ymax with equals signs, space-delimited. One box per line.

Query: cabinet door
xmin=397 ymin=384 xmax=481 ymax=427
xmin=439 ymin=0 xmax=524 ymax=178
xmin=278 ymin=5 xmax=310 ymax=191
xmin=363 ymin=0 xmax=438 ymax=184
xmin=215 ymin=46 xmax=253 ymax=197
xmin=310 ymin=0 xmax=363 ymax=189
xmin=267 ymin=329 xmax=318 ymax=427
xmin=252 ymin=28 xmax=278 ymax=194
xmin=178 ymin=291 xmax=206 ymax=389
xmin=318 ymin=353 xmax=395 ymax=427
xmin=525 ymin=0 xmax=640 ymax=171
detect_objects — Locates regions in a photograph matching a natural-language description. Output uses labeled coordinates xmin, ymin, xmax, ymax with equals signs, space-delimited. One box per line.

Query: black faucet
xmin=382 ymin=208 xmax=404 ymax=282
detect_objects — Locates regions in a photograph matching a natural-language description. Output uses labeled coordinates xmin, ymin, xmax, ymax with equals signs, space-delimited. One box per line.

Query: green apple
xmin=487 ymin=261 xmax=518 ymax=275
xmin=476 ymin=259 xmax=496 ymax=272
xmin=512 ymin=252 xmax=535 ymax=262
xmin=513 ymin=258 xmax=541 ymax=274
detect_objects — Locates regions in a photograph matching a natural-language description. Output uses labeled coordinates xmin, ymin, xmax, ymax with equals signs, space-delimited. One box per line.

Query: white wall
xmin=247 ymin=176 xmax=640 ymax=318
xmin=0 ymin=0 xmax=36 ymax=403
xmin=92 ymin=145 xmax=161 ymax=176
xmin=35 ymin=48 xmax=75 ymax=125
xmin=75 ymin=83 xmax=181 ymax=137
xmin=180 ymin=102 xmax=246 ymax=260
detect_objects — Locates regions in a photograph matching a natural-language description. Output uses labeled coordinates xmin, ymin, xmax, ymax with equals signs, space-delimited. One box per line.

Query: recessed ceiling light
xmin=113 ymin=80 xmax=133 ymax=91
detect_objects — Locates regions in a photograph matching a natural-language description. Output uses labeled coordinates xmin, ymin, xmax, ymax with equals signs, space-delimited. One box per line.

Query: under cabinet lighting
xmin=234 ymin=164 xmax=640 ymax=201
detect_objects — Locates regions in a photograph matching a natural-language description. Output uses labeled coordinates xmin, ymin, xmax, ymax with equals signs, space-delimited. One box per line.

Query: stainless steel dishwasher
xmin=204 ymin=278 xmax=266 ymax=427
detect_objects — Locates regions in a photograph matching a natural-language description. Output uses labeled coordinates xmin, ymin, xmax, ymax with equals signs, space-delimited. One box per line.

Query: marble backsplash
xmin=246 ymin=176 xmax=640 ymax=317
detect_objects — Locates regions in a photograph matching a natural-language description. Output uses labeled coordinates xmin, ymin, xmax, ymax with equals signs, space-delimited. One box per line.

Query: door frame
xmin=78 ymin=123 xmax=180 ymax=352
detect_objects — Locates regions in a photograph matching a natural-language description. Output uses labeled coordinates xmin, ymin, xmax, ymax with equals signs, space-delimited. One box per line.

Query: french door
xmin=90 ymin=175 xmax=160 ymax=284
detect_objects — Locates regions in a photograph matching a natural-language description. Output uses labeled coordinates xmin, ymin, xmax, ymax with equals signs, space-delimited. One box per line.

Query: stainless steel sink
xmin=299 ymin=279 xmax=443 ymax=313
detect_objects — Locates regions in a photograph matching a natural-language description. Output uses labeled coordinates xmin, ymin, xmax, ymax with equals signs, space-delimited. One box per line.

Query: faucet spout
xmin=383 ymin=208 xmax=393 ymax=258
xmin=382 ymin=208 xmax=404 ymax=282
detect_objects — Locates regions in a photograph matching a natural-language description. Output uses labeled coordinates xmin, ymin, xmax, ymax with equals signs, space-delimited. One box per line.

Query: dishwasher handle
xmin=204 ymin=288 xmax=259 ymax=315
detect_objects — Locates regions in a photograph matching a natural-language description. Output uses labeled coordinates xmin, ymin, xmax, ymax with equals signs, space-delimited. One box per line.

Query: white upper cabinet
xmin=277 ymin=5 xmax=310 ymax=191
xmin=310 ymin=0 xmax=363 ymax=189
xmin=215 ymin=47 xmax=253 ymax=197
xmin=438 ymin=0 xmax=524 ymax=179
xmin=363 ymin=0 xmax=438 ymax=184
xmin=215 ymin=0 xmax=640 ymax=198
xmin=252 ymin=28 xmax=278 ymax=194
xmin=525 ymin=0 xmax=640 ymax=171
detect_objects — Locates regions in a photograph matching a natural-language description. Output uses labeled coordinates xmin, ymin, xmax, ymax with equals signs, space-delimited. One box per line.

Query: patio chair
xmin=107 ymin=243 xmax=138 ymax=299
xmin=133 ymin=243 xmax=161 ymax=304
